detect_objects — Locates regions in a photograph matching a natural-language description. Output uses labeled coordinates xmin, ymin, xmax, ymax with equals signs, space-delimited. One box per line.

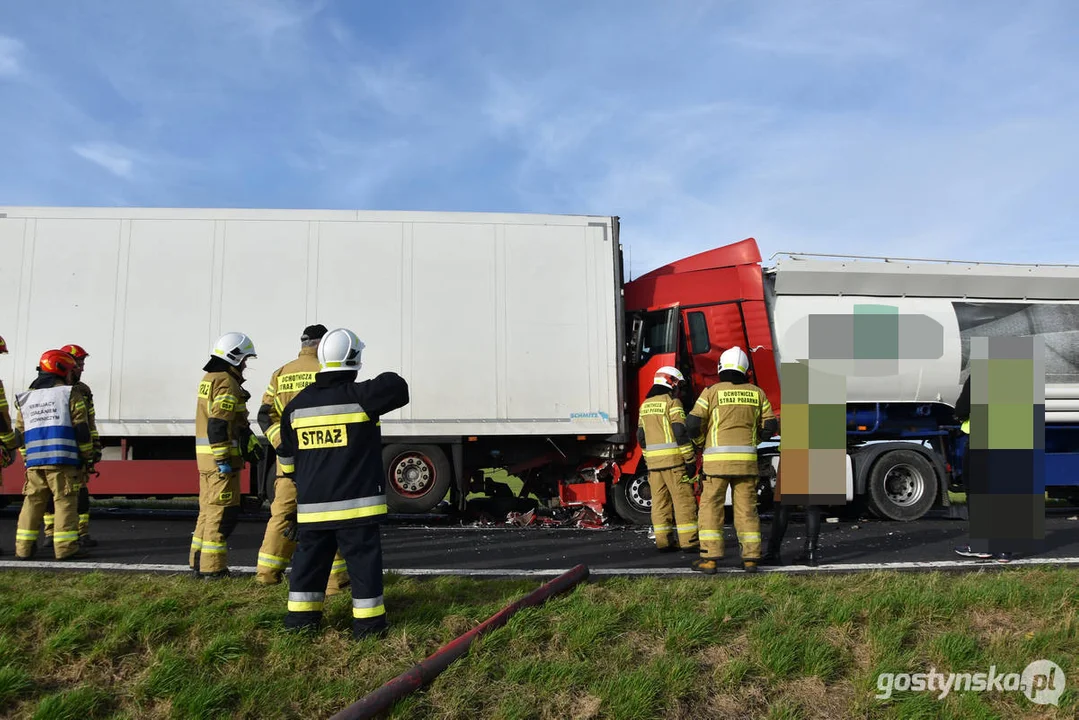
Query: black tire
xmin=383 ymin=444 xmax=453 ymax=514
xmin=865 ymin=449 xmax=938 ymax=522
xmin=611 ymin=472 xmax=652 ymax=525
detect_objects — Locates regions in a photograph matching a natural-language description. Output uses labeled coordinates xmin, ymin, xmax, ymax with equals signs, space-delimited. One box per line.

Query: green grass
xmin=0 ymin=569 xmax=1076 ymax=719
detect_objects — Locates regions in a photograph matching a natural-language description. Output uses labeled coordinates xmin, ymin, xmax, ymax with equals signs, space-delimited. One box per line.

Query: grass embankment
xmin=1 ymin=569 xmax=1077 ymax=719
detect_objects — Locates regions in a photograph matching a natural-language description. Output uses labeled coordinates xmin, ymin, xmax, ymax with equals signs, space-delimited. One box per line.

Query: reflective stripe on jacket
xmin=16 ymin=385 xmax=90 ymax=467
xmin=690 ymin=382 xmax=775 ymax=476
xmin=0 ymin=380 xmax=18 ymax=452
xmin=195 ymin=370 xmax=248 ymax=471
xmin=277 ymin=370 xmax=410 ymax=529
xmin=74 ymin=381 xmax=100 ymax=454
xmin=260 ymin=346 xmax=320 ymax=468
xmin=638 ymin=392 xmax=695 ymax=470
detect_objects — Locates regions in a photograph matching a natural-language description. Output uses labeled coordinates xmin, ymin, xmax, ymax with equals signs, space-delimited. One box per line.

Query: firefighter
xmin=43 ymin=344 xmax=101 ymax=547
xmin=687 ymin=347 xmax=777 ymax=574
xmin=255 ymin=324 xmax=349 ymax=593
xmin=190 ymin=332 xmax=264 ymax=579
xmin=0 ymin=336 xmax=21 ymax=555
xmin=276 ymin=328 xmax=409 ymax=639
xmin=13 ymin=350 xmax=96 ymax=560
xmin=638 ymin=365 xmax=699 ymax=553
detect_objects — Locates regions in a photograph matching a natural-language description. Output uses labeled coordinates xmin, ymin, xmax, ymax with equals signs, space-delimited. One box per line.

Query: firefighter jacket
xmin=14 ymin=374 xmax=94 ymax=468
xmin=257 ymin=345 xmax=320 ymax=463
xmin=0 ymin=379 xmax=20 ymax=469
xmin=74 ymin=380 xmax=101 ymax=461
xmin=195 ymin=365 xmax=251 ymax=472
xmin=689 ymin=378 xmax=776 ymax=477
xmin=637 ymin=385 xmax=696 ymax=471
xmin=277 ymin=369 xmax=409 ymax=529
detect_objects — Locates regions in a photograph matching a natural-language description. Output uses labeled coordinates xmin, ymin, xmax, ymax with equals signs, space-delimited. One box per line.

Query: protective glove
xmin=683 ymin=462 xmax=698 ymax=482
xmin=244 ymin=434 xmax=265 ymax=462
xmin=216 ymin=460 xmax=234 ymax=475
xmin=0 ymin=446 xmax=12 ymax=469
xmin=282 ymin=512 xmax=299 ymax=542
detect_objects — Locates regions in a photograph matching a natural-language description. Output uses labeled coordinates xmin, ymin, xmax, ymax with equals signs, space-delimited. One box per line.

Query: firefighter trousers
xmin=647 ymin=466 xmax=699 ymax=550
xmin=44 ymin=473 xmax=91 ymax=539
xmin=189 ymin=470 xmax=241 ymax=573
xmin=256 ymin=476 xmax=349 ymax=593
xmin=285 ymin=524 xmax=386 ymax=638
xmin=16 ymin=466 xmax=81 ymax=559
xmin=699 ymin=474 xmax=762 ymax=561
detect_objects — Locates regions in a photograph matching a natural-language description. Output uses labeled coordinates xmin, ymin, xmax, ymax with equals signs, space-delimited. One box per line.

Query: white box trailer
xmin=0 ymin=207 xmax=626 ymax=510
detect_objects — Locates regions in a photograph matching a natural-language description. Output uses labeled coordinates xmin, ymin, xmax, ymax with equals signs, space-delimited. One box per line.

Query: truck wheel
xmin=611 ymin=473 xmax=652 ymax=526
xmin=383 ymin=445 xmax=452 ymax=514
xmin=865 ymin=450 xmax=938 ymax=522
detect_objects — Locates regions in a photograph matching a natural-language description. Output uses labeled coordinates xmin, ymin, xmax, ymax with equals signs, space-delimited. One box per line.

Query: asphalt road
xmin=3 ymin=505 xmax=1079 ymax=575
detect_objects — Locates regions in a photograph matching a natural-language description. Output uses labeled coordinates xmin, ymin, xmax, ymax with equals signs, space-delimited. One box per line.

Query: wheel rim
xmin=626 ymin=474 xmax=652 ymax=512
xmin=390 ymin=453 xmax=436 ymax=499
xmin=883 ymin=463 xmax=926 ymax=507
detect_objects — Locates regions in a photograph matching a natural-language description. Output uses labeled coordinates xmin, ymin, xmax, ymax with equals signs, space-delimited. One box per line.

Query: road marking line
xmin=1 ymin=557 xmax=1079 ymax=576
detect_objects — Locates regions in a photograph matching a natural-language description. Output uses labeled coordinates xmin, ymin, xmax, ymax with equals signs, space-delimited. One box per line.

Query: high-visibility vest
xmin=17 ymin=386 xmax=79 ymax=467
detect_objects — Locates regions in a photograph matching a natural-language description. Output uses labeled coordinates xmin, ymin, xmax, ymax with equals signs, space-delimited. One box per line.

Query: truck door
xmin=622 ymin=305 xmax=681 ymax=476
xmin=679 ymin=301 xmax=756 ymax=394
xmin=628 ymin=305 xmax=681 ymax=400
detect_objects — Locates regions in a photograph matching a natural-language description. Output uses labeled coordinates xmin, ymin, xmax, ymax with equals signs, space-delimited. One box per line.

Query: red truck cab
xmin=601 ymin=238 xmax=783 ymax=523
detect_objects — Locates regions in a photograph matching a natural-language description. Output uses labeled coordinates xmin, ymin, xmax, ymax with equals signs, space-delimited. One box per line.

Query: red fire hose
xmin=328 ymin=564 xmax=591 ymax=720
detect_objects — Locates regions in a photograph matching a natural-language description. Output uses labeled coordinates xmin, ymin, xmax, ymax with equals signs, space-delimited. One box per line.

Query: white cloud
xmin=72 ymin=143 xmax=138 ymax=178
xmin=720 ymin=2 xmax=910 ymax=61
xmin=482 ymin=74 xmax=541 ymax=134
xmin=1 ymin=0 xmax=1075 ymax=275
xmin=218 ymin=0 xmax=324 ymax=46
xmin=469 ymin=3 xmax=1079 ymax=273
xmin=0 ymin=35 xmax=23 ymax=77
xmin=350 ymin=61 xmax=429 ymax=117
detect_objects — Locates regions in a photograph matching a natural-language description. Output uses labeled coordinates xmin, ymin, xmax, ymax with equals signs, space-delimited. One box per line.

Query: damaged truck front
xmin=596 ymin=239 xmax=1079 ymax=525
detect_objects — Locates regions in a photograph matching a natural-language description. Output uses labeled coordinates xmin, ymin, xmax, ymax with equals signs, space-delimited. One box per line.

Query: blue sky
xmin=1 ymin=1 xmax=1076 ymax=276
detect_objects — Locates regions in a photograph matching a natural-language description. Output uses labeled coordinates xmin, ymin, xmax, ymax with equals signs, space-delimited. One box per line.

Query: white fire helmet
xmin=212 ymin=332 xmax=257 ymax=366
xmin=318 ymin=328 xmax=365 ymax=372
xmin=654 ymin=366 xmax=686 ymax=388
xmin=719 ymin=346 xmax=750 ymax=375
